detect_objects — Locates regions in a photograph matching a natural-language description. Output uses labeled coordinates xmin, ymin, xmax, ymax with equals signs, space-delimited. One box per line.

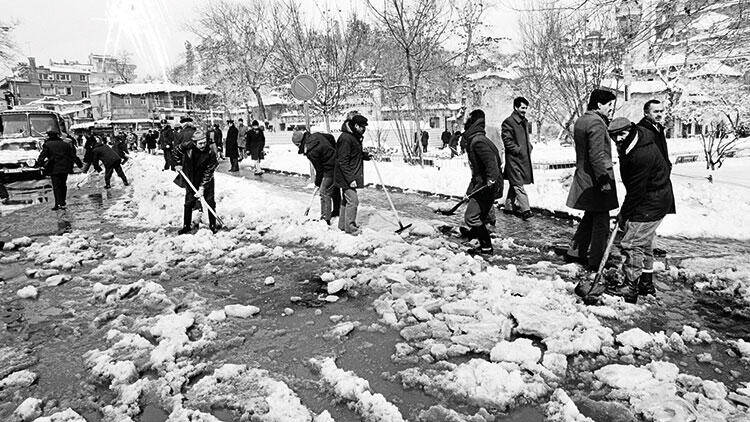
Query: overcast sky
xmin=3 ymin=0 xmax=519 ymax=80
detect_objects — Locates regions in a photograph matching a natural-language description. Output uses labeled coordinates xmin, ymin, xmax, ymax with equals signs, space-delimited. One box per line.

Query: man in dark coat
xmin=637 ymin=99 xmax=675 ymax=215
xmin=146 ymin=130 xmax=158 ymax=153
xmin=565 ymin=89 xmax=619 ymax=270
xmin=213 ymin=123 xmax=224 ymax=160
xmin=225 ymin=120 xmax=240 ymax=172
xmin=159 ymin=120 xmax=176 ymax=171
xmin=36 ymin=131 xmax=83 ymax=210
xmin=448 ymin=125 xmax=461 ymax=158
xmin=175 ymin=117 xmax=197 ymax=146
xmin=245 ymin=120 xmax=265 ymax=175
xmin=461 ymin=109 xmax=503 ymax=256
xmin=90 ymin=138 xmax=129 ymax=189
xmin=440 ymin=128 xmax=451 ymax=149
xmin=605 ymin=117 xmax=675 ymax=303
xmin=502 ymin=96 xmax=535 ymax=220
xmin=81 ymin=130 xmax=98 ymax=173
xmin=421 ymin=130 xmax=429 ymax=152
xmin=173 ymin=133 xmax=219 ymax=234
xmin=334 ymin=114 xmax=371 ymax=234
xmin=302 ymin=131 xmax=339 ymax=224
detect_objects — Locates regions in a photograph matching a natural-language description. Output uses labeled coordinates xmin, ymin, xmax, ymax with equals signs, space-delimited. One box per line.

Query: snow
xmin=224 ymin=304 xmax=260 ymax=318
xmin=311 ymin=357 xmax=405 ymax=422
xmin=32 ymin=409 xmax=86 ymax=422
xmin=545 ymin=389 xmax=594 ymax=422
xmin=12 ymin=397 xmax=43 ymax=421
xmin=489 ymin=338 xmax=542 ymax=366
xmin=0 ymin=370 xmax=37 ymax=389
xmin=16 ymin=285 xmax=38 ymax=299
xmin=616 ymin=328 xmax=654 ymax=349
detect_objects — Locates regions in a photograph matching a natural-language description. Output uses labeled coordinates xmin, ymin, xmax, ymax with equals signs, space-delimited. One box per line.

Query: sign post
xmin=290 ymin=74 xmax=318 ymax=183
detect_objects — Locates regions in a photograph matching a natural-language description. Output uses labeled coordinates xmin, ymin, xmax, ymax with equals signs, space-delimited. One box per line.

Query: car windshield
xmin=29 ymin=115 xmax=61 ymax=137
xmin=0 ymin=141 xmax=38 ymax=151
xmin=0 ymin=114 xmax=29 ymax=138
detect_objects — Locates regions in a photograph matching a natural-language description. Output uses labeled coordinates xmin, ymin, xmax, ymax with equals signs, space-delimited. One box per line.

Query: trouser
xmin=338 ymin=188 xmax=359 ymax=233
xmin=568 ymin=210 xmax=610 ymax=268
xmin=464 ymin=194 xmax=495 ymax=227
xmin=505 ymin=184 xmax=530 ymax=213
xmin=163 ymin=149 xmax=174 ymax=170
xmin=183 ymin=181 xmax=216 ymax=229
xmin=319 ymin=176 xmax=335 ymax=221
xmin=229 ymin=156 xmax=239 ymax=171
xmin=331 ymin=187 xmax=341 ymax=216
xmin=620 ymin=219 xmax=662 ymax=281
xmin=50 ymin=173 xmax=69 ymax=207
xmin=81 ymin=161 xmax=92 ymax=173
xmin=104 ymin=163 xmax=128 ymax=186
xmin=422 ymin=142 xmax=428 ymax=152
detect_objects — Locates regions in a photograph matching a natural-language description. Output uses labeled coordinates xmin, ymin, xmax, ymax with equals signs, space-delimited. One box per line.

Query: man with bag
xmin=172 ymin=129 xmax=219 ymax=235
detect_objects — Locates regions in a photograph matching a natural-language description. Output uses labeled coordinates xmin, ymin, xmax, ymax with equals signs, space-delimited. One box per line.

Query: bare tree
xmin=192 ymin=0 xmax=277 ymax=121
xmin=366 ymin=0 xmax=453 ymax=141
xmin=112 ymin=51 xmax=136 ymax=84
xmin=0 ymin=22 xmax=17 ymax=71
xmin=271 ymin=1 xmax=369 ymax=131
xmin=452 ymin=0 xmax=485 ymax=113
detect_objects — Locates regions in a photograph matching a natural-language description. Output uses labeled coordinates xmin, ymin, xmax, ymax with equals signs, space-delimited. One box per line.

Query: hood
xmin=305 ymin=133 xmax=321 ymax=151
xmin=463 ymin=118 xmax=486 ymax=140
xmin=341 ymin=121 xmax=362 ymax=139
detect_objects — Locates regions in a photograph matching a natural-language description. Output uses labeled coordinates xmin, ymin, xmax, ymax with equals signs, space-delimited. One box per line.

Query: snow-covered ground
xmin=261 ymin=142 xmax=750 ymax=240
xmin=2 ymin=153 xmax=750 ymax=421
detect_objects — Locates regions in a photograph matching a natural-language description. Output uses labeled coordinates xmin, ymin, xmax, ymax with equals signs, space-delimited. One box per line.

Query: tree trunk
xmin=251 ymin=87 xmax=267 ymax=121
xmin=324 ymin=113 xmax=331 ymax=133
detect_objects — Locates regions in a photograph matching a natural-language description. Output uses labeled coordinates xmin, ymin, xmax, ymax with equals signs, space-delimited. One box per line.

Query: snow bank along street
xmin=0 ymin=152 xmax=748 ymax=421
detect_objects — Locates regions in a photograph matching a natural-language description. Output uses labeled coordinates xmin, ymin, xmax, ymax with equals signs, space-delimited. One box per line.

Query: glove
xmin=175 ymin=165 xmax=183 ymax=173
xmin=362 ymin=151 xmax=372 ymax=161
xmin=349 ymin=181 xmax=357 ymax=188
xmin=600 ymin=183 xmax=612 ymax=193
xmin=195 ymin=187 xmax=204 ymax=199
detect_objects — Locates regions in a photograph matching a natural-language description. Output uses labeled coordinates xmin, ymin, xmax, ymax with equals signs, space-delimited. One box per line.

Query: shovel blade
xmin=395 ymin=223 xmax=413 ymax=234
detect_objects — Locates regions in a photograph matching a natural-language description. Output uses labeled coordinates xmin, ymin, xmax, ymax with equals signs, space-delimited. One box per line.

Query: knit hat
xmin=350 ymin=114 xmax=368 ymax=127
xmin=608 ymin=117 xmax=632 ymax=134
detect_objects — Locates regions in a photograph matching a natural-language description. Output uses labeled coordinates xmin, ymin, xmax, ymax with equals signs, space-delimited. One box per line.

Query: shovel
xmin=434 ymin=185 xmax=490 ymax=216
xmin=303 ymin=186 xmax=320 ymax=217
xmin=178 ymin=169 xmax=225 ymax=228
xmin=370 ymin=160 xmax=412 ymax=234
xmin=574 ymin=215 xmax=622 ymax=302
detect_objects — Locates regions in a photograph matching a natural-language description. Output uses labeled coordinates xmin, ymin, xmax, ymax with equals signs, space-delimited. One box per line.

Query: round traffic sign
xmin=291 ymin=74 xmax=318 ymax=101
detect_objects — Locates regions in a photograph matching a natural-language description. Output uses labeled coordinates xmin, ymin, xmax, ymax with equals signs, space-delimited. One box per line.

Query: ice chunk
xmin=490 ymin=338 xmax=542 ymax=366
xmin=616 ymin=328 xmax=653 ymax=349
xmin=327 ymin=279 xmax=348 ymax=294
xmin=594 ymin=364 xmax=653 ymax=390
xmin=646 ymin=361 xmax=679 ymax=382
xmin=32 ymin=408 xmax=86 ymax=422
xmin=12 ymin=397 xmax=43 ymax=421
xmin=224 ymin=304 xmax=260 ymax=318
xmin=545 ymin=389 xmax=594 ymax=422
xmin=16 ymin=285 xmax=38 ymax=299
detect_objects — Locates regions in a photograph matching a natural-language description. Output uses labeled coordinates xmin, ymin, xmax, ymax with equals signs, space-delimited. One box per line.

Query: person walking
xmin=173 ymin=132 xmax=219 ymax=235
xmin=113 ymin=132 xmax=130 ymax=164
xmin=245 ymin=120 xmax=265 ymax=175
xmin=213 ymin=123 xmax=224 ymax=160
xmin=36 ymin=130 xmax=83 ymax=210
xmin=565 ymin=89 xmax=619 ymax=270
xmin=159 ymin=120 xmax=176 ymax=171
xmin=602 ymin=117 xmax=674 ymax=303
xmin=334 ymin=114 xmax=371 ymax=234
xmin=237 ymin=118 xmax=248 ymax=158
xmin=502 ymin=96 xmax=535 ymax=220
xmin=81 ymin=130 xmax=98 ymax=173
xmin=301 ymin=131 xmax=338 ymax=224
xmin=449 ymin=125 xmax=461 ymax=158
xmin=638 ymin=99 xmax=675 ymax=214
xmin=225 ymin=120 xmax=240 ymax=172
xmin=421 ymin=130 xmax=429 ymax=153
xmin=441 ymin=127 xmax=451 ymax=149
xmin=90 ymin=138 xmax=129 ymax=189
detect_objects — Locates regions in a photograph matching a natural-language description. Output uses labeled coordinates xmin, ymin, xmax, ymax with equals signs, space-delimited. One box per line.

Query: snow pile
xmin=399 ymin=358 xmax=549 ymax=410
xmin=0 ymin=370 xmax=37 ymax=390
xmin=185 ymin=364 xmax=314 ymax=421
xmin=16 ymin=285 xmax=38 ymax=299
xmin=545 ymin=389 xmax=594 ymax=422
xmin=23 ymin=231 xmax=102 ymax=270
xmin=32 ymin=408 xmax=86 ymax=422
xmin=91 ymin=278 xmax=173 ymax=308
xmin=594 ymin=362 xmax=750 ymax=420
xmin=12 ymin=397 xmax=43 ymax=421
xmin=311 ymin=357 xmax=405 ymax=422
xmin=675 ymin=255 xmax=750 ymax=305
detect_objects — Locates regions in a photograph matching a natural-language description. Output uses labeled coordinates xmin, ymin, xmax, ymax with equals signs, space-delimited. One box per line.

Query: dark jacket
xmin=637 ymin=117 xmax=675 ymax=214
xmin=225 ymin=125 xmax=239 ymax=158
xmin=334 ymin=121 xmax=367 ymax=189
xmin=91 ymin=143 xmax=122 ymax=168
xmin=421 ymin=131 xmax=429 ymax=146
xmin=618 ymin=127 xmax=675 ymax=222
xmin=465 ymin=118 xmax=503 ymax=200
xmin=176 ymin=125 xmax=197 ymax=146
xmin=37 ymin=135 xmax=82 ymax=175
xmin=146 ymin=132 xmax=158 ymax=148
xmin=83 ymin=134 xmax=97 ymax=163
xmin=502 ymin=110 xmax=534 ymax=185
xmin=159 ymin=126 xmax=175 ymax=150
xmin=173 ymin=141 xmax=218 ymax=189
xmin=245 ymin=127 xmax=265 ymax=159
xmin=449 ymin=131 xmax=461 ymax=150
xmin=566 ymin=110 xmax=619 ymax=212
xmin=305 ymin=132 xmax=337 ymax=186
xmin=213 ymin=128 xmax=223 ymax=147
xmin=441 ymin=130 xmax=451 ymax=145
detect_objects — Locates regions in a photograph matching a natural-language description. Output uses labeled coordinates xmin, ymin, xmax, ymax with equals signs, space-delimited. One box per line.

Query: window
xmin=66 ymin=87 xmax=72 ymax=95
xmin=81 ymin=90 xmax=88 ymax=98
xmin=56 ymin=87 xmax=67 ymax=95
xmin=55 ymin=73 xmax=71 ymax=81
xmin=41 ymin=86 xmax=55 ymax=95
xmin=124 ymin=96 xmax=132 ymax=105
xmin=39 ymin=73 xmax=53 ymax=80
xmin=173 ymin=97 xmax=184 ymax=108
xmin=79 ymin=74 xmax=87 ymax=82
xmin=140 ymin=97 xmax=146 ymax=105
xmin=155 ymin=96 xmax=162 ymax=105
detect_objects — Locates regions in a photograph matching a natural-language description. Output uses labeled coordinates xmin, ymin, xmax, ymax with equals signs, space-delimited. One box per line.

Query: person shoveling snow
xmin=172 ymin=131 xmax=220 ymax=235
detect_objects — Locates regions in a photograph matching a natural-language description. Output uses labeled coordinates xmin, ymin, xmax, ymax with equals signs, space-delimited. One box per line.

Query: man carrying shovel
xmin=173 ymin=130 xmax=219 ymax=235
xmin=334 ymin=114 xmax=371 ymax=234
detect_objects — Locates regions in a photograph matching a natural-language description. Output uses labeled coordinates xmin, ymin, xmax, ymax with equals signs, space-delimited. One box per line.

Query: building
xmin=0 ymin=57 xmax=91 ymax=106
xmin=87 ymin=54 xmax=137 ymax=89
xmin=90 ymin=83 xmax=214 ymax=123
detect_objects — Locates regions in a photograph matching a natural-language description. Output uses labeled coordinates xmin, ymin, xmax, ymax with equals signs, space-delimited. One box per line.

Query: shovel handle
xmin=304 ymin=186 xmax=320 ymax=216
xmin=178 ymin=169 xmax=224 ymax=227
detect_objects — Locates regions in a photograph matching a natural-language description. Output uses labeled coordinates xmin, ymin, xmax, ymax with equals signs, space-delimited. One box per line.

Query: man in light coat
xmin=565 ymin=89 xmax=619 ymax=270
xmin=501 ymin=96 xmax=534 ymax=220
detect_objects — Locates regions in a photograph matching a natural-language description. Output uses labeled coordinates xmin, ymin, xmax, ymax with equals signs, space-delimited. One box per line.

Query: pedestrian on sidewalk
xmin=334 ymin=114 xmax=371 ymax=234
xmin=213 ymin=123 xmax=224 ymax=160
xmin=502 ymin=96 xmax=535 ymax=220
xmin=159 ymin=120 xmax=176 ymax=171
xmin=225 ymin=120 xmax=240 ymax=172
xmin=565 ymin=89 xmax=619 ymax=270
xmin=638 ymin=99 xmax=676 ymax=214
xmin=421 ymin=130 xmax=429 ymax=153
xmin=237 ymin=118 xmax=248 ymax=158
xmin=146 ymin=130 xmax=157 ymax=154
xmin=301 ymin=131 xmax=339 ymax=224
xmin=461 ymin=109 xmax=503 ymax=256
xmin=604 ymin=117 xmax=674 ymax=303
xmin=449 ymin=124 xmax=461 ymax=158
xmin=245 ymin=120 xmax=265 ymax=175
xmin=441 ymin=127 xmax=451 ymax=149
xmin=36 ymin=130 xmax=83 ymax=210
xmin=90 ymin=138 xmax=129 ymax=189
xmin=173 ymin=132 xmax=219 ymax=235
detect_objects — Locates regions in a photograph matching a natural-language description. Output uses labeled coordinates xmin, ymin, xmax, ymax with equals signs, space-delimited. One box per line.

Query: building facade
xmin=1 ymin=57 xmax=91 ymax=106
xmin=90 ymin=83 xmax=214 ymax=122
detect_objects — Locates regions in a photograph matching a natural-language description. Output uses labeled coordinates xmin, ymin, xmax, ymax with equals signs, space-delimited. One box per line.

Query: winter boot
xmin=467 ymin=226 xmax=493 ymax=256
xmin=177 ymin=226 xmax=191 ymax=235
xmin=606 ymin=276 xmax=638 ymax=304
xmin=459 ymin=226 xmax=477 ymax=240
xmin=521 ymin=210 xmax=533 ymax=221
xmin=638 ymin=272 xmax=656 ymax=296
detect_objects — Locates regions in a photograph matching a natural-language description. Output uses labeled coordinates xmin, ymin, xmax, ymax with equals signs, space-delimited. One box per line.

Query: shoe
xmin=209 ymin=225 xmax=218 ymax=234
xmin=606 ymin=277 xmax=638 ymax=304
xmin=521 ymin=210 xmax=533 ymax=221
xmin=331 ymin=210 xmax=340 ymax=218
xmin=51 ymin=205 xmax=60 ymax=211
xmin=466 ymin=245 xmax=493 ymax=256
xmin=459 ymin=226 xmax=477 ymax=240
xmin=123 ymin=181 xmax=129 ymax=186
xmin=564 ymin=253 xmax=588 ymax=266
xmin=177 ymin=226 xmax=192 ymax=235
xmin=104 ymin=185 xmax=111 ymax=189
xmin=638 ymin=272 xmax=656 ymax=296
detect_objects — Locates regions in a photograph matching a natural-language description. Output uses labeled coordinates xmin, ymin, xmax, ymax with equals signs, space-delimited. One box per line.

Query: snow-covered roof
xmin=28 ymin=97 xmax=90 ymax=106
xmin=59 ymin=106 xmax=92 ymax=115
xmin=466 ymin=69 xmax=520 ymax=81
xmin=48 ymin=65 xmax=90 ymax=74
xmin=689 ymin=60 xmax=743 ymax=78
xmin=92 ymin=83 xmax=212 ymax=96
xmin=601 ymin=78 xmax=671 ymax=94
